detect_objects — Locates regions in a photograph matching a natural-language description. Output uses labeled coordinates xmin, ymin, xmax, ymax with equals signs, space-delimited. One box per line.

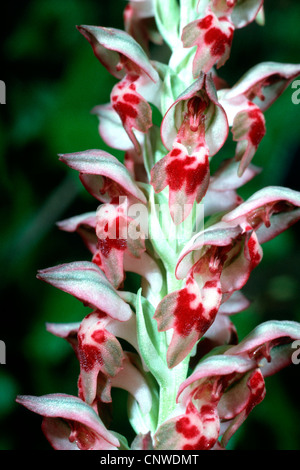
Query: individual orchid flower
xmin=94 ymin=197 xmax=147 ymax=288
xmin=151 ymin=72 xmax=228 ymax=224
xmin=76 ymin=311 xmax=125 ymax=404
xmin=45 ymin=317 xmax=153 ymax=419
xmin=59 ymin=149 xmax=147 ymax=205
xmin=219 ymin=62 xmax=300 ymax=175
xmin=77 ymin=25 xmax=161 ymax=152
xmin=181 ymin=0 xmax=264 ymax=78
xmin=154 ymin=355 xmax=264 ymax=450
xmin=57 ymin=209 xmax=163 ymax=295
xmin=181 ymin=8 xmax=235 ymax=77
xmin=16 ymin=394 xmax=120 ymax=450
xmin=58 ymin=149 xmax=149 ymax=288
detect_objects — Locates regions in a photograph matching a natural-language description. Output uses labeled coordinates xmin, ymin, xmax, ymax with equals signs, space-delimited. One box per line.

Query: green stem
xmin=157 ymin=355 xmax=189 ymax=427
xmin=155 ymin=261 xmax=189 ymax=427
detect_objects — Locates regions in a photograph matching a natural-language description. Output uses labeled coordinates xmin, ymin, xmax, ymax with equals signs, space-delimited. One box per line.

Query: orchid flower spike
xmin=17 ymin=0 xmax=300 ymax=452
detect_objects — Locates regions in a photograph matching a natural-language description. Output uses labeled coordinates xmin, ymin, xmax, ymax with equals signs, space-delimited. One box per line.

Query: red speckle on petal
xmin=96 ymin=310 xmax=107 ymax=319
xmin=187 ymin=161 xmax=208 ymax=195
xmin=91 ymin=329 xmax=106 ymax=344
xmin=247 ymin=235 xmax=262 ymax=268
xmin=113 ymin=101 xmax=138 ymax=122
xmin=97 ymin=216 xmax=127 ymax=257
xmin=249 ymin=370 xmax=263 ymax=389
xmin=248 ymin=110 xmax=265 ymax=147
xmin=176 ymin=417 xmax=199 ymax=439
xmin=78 ymin=342 xmax=103 ymax=372
xmin=98 ymin=238 xmax=127 ymax=257
xmin=204 ymin=27 xmax=233 ymax=57
xmin=209 ymin=307 xmax=218 ymax=317
xmin=123 ymin=93 xmax=140 ymax=105
xmin=170 ymin=148 xmax=182 ymax=157
xmin=173 ymin=288 xmax=209 ymax=337
xmin=166 ymin=155 xmax=208 ymax=196
xmin=246 ymin=370 xmax=265 ymax=415
xmin=200 ymin=404 xmax=216 ymax=421
xmin=198 ymin=15 xmax=214 ymax=30
xmin=92 ymin=251 xmax=103 ymax=269
xmin=204 ymin=280 xmax=218 ymax=289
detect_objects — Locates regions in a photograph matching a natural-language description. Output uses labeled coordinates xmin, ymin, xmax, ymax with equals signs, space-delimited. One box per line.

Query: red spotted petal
xmin=219 ymin=230 xmax=263 ymax=294
xmin=151 ymin=142 xmax=210 ymax=225
xmin=220 ymin=368 xmax=266 ymax=448
xmin=91 ymin=103 xmax=138 ymax=152
xmin=154 ymin=275 xmax=222 ymax=367
xmin=111 ymin=77 xmax=153 ymax=152
xmin=182 ymin=11 xmax=234 ymax=77
xmin=232 ymin=103 xmax=266 ymax=176
xmin=94 ymin=212 xmax=128 ymax=289
xmin=77 ymin=312 xmax=124 ymax=404
xmin=154 ymin=398 xmax=219 ymax=450
xmin=95 ymin=200 xmax=146 ymax=288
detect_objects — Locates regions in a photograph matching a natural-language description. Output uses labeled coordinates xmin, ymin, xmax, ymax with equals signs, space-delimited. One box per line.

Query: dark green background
xmin=0 ymin=0 xmax=299 ymax=450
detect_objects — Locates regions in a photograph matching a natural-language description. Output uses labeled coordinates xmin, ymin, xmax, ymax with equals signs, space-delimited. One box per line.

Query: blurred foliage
xmin=0 ymin=0 xmax=299 ymax=450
